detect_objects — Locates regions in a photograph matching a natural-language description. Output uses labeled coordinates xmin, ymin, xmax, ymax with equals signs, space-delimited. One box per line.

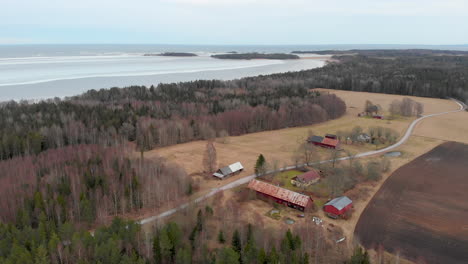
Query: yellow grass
xmin=414 ymin=111 xmax=468 ymax=144
xmin=145 ymin=89 xmax=458 ymax=185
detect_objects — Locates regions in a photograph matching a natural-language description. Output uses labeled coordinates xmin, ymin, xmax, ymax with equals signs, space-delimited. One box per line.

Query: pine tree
xmin=218 ymin=230 xmax=226 ymax=244
xmin=348 ymin=247 xmax=371 ymax=264
xmin=254 ymin=154 xmax=266 ymax=176
xmin=153 ymin=233 xmax=162 ymax=264
xmin=231 ymin=229 xmax=242 ymax=253
xmin=34 ymin=244 xmax=50 ymax=264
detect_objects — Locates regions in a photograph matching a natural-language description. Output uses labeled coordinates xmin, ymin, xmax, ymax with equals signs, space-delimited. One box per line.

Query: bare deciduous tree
xmin=203 ymin=141 xmax=217 ymax=173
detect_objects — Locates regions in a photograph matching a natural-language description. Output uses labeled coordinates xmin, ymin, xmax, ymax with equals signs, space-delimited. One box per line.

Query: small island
xmin=144 ymin=52 xmax=198 ymax=57
xmin=211 ymin=52 xmax=300 ymax=60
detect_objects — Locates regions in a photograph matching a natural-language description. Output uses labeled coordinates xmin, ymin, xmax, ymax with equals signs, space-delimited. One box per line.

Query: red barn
xmin=308 ymin=135 xmax=340 ymax=149
xmin=323 ymin=196 xmax=353 ymax=218
xmin=373 ymin=115 xmax=384 ymax=119
xmin=248 ymin=179 xmax=313 ymax=211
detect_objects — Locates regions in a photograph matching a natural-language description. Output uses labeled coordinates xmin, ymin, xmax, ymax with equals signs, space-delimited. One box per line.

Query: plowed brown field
xmin=355 ymin=142 xmax=468 ymax=264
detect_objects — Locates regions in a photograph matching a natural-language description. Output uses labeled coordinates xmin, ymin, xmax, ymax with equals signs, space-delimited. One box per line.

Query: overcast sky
xmin=1 ymin=0 xmax=467 ymax=45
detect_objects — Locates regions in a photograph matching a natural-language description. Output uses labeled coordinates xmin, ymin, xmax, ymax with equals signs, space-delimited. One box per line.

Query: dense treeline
xmin=292 ymin=49 xmax=468 ymax=56
xmin=0 ymin=144 xmax=189 ymax=224
xmin=0 ymin=217 xmax=309 ymax=264
xmin=0 ymin=82 xmax=346 ymax=160
xmin=284 ymin=50 xmax=468 ymax=102
xmin=211 ymin=53 xmax=299 ymax=60
xmin=0 ymin=217 xmax=146 ymax=264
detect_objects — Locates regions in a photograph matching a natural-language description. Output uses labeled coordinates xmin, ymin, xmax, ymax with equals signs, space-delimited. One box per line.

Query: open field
xmin=354 ymin=142 xmax=468 ymax=264
xmin=144 ymin=89 xmax=458 ymax=190
xmin=414 ymin=111 xmax=468 ymax=144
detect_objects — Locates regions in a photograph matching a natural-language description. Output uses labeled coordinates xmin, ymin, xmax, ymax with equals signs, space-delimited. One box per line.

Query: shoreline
xmin=0 ymin=56 xmax=330 ymax=102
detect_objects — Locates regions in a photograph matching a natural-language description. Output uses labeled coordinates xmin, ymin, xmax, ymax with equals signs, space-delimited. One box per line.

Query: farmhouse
xmin=291 ymin=169 xmax=320 ymax=187
xmin=307 ymin=135 xmax=340 ymax=149
xmin=357 ymin=133 xmax=371 ymax=143
xmin=248 ymin=179 xmax=313 ymax=211
xmin=323 ymin=196 xmax=353 ymax=218
xmin=213 ymin=162 xmax=244 ymax=180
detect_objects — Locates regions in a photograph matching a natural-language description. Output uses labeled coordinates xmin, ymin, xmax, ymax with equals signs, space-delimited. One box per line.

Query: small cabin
xmin=213 ymin=162 xmax=244 ymax=180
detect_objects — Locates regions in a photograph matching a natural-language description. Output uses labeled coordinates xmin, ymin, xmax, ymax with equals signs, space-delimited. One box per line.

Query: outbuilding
xmin=308 ymin=135 xmax=340 ymax=149
xmin=213 ymin=162 xmax=244 ymax=180
xmin=248 ymin=179 xmax=313 ymax=211
xmin=291 ymin=169 xmax=321 ymax=187
xmin=323 ymin=196 xmax=353 ymax=218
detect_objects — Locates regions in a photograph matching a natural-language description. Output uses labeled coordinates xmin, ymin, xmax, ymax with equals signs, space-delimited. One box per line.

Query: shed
xmin=307 ymin=135 xmax=340 ymax=149
xmin=323 ymin=196 xmax=353 ymax=218
xmin=213 ymin=162 xmax=244 ymax=179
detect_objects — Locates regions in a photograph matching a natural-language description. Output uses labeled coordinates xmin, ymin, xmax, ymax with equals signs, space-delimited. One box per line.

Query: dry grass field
xmin=144 ymin=89 xmax=458 ymax=184
xmin=414 ymin=111 xmax=468 ymax=144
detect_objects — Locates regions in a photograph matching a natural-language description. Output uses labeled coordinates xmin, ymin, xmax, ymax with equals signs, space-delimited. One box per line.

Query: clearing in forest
xmin=354 ymin=142 xmax=468 ymax=264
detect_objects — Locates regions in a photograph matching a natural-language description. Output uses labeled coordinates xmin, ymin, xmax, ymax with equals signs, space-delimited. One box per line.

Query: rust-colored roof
xmin=296 ymin=170 xmax=320 ymax=182
xmin=322 ymin=137 xmax=339 ymax=147
xmin=248 ymin=179 xmax=312 ymax=207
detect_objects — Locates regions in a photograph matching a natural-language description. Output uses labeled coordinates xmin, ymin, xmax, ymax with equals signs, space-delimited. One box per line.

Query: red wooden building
xmin=248 ymin=179 xmax=313 ymax=211
xmin=307 ymin=135 xmax=340 ymax=149
xmin=323 ymin=196 xmax=353 ymax=218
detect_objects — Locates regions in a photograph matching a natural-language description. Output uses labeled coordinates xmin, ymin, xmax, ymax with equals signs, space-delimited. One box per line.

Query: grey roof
xmin=324 ymin=196 xmax=352 ymax=210
xmin=219 ymin=166 xmax=233 ymax=176
xmin=308 ymin=136 xmax=323 ymax=143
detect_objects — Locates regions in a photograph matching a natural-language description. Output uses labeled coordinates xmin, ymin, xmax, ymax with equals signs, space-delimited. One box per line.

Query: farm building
xmin=291 ymin=169 xmax=321 ymax=187
xmin=323 ymin=196 xmax=353 ymax=218
xmin=307 ymin=135 xmax=340 ymax=149
xmin=373 ymin=115 xmax=384 ymax=119
xmin=213 ymin=162 xmax=244 ymax=180
xmin=248 ymin=179 xmax=313 ymax=211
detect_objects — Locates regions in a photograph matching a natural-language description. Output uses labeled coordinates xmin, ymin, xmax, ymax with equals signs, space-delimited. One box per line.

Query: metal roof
xmin=295 ymin=170 xmax=320 ymax=182
xmin=308 ymin=135 xmax=323 ymax=143
xmin=322 ymin=137 xmax=339 ymax=147
xmin=324 ymin=196 xmax=352 ymax=210
xmin=213 ymin=162 xmax=244 ymax=178
xmin=248 ymin=179 xmax=312 ymax=207
xmin=228 ymin=162 xmax=244 ymax=172
xmin=219 ymin=166 xmax=233 ymax=176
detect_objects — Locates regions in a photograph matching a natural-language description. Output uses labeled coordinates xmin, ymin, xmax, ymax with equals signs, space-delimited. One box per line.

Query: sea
xmin=1 ymin=44 xmax=467 ymax=101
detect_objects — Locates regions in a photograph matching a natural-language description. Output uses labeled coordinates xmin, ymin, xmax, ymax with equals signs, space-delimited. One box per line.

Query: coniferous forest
xmin=1 ymin=49 xmax=466 ymax=263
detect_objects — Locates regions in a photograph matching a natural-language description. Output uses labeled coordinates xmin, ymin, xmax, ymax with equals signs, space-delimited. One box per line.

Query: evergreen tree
xmin=153 ymin=233 xmax=162 ymax=264
xmin=216 ymin=247 xmax=240 ymax=264
xmin=34 ymin=244 xmax=49 ymax=264
xmin=254 ymin=154 xmax=266 ymax=176
xmin=348 ymin=247 xmax=371 ymax=264
xmin=231 ymin=229 xmax=242 ymax=253
xmin=218 ymin=230 xmax=226 ymax=244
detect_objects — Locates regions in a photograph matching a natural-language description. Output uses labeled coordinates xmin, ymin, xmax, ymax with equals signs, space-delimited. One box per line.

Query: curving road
xmin=140 ymin=98 xmax=466 ymax=225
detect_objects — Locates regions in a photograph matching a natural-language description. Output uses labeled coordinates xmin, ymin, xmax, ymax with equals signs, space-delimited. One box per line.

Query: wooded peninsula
xmin=211 ymin=53 xmax=300 ymax=60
